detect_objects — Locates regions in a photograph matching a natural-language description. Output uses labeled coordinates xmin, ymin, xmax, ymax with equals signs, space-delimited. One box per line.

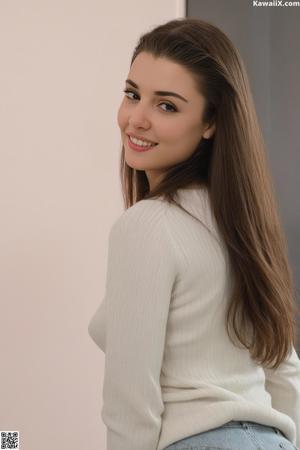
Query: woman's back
xmin=88 ymin=186 xmax=300 ymax=450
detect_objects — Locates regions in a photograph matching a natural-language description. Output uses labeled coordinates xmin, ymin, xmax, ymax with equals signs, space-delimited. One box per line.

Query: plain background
xmin=0 ymin=1 xmax=299 ymax=449
xmin=0 ymin=1 xmax=185 ymax=449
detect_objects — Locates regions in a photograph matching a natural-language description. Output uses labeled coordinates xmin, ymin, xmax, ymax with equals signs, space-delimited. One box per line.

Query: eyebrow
xmin=125 ymin=79 xmax=189 ymax=103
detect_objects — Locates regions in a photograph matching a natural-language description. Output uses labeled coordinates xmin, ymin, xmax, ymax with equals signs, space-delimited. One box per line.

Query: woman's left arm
xmin=101 ymin=201 xmax=179 ymax=450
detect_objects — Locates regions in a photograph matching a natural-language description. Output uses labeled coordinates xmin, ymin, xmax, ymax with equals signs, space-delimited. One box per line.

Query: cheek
xmin=161 ymin=117 xmax=193 ymax=139
xmin=155 ymin=120 xmax=184 ymax=142
xmin=164 ymin=122 xmax=203 ymax=158
xmin=172 ymin=120 xmax=202 ymax=146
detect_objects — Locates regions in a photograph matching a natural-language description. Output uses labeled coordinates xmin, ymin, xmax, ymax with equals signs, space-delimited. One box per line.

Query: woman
xmin=88 ymin=18 xmax=300 ymax=450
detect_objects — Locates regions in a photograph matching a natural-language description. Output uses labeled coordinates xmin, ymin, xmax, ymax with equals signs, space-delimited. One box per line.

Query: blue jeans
xmin=164 ymin=420 xmax=300 ymax=450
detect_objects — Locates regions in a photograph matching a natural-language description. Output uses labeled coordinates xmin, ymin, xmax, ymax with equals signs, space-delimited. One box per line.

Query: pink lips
xmin=127 ymin=135 xmax=158 ymax=152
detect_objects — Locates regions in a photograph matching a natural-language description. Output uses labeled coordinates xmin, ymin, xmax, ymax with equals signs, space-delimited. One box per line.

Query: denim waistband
xmin=221 ymin=420 xmax=283 ymax=435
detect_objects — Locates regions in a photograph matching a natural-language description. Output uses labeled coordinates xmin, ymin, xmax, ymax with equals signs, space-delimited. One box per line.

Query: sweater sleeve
xmin=100 ymin=200 xmax=179 ymax=450
xmin=263 ymin=345 xmax=300 ymax=446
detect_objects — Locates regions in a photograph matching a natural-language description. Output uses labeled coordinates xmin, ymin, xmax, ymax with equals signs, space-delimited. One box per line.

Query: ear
xmin=202 ymin=122 xmax=216 ymax=139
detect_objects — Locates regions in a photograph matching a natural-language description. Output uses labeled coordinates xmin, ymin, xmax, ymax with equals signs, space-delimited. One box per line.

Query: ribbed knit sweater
xmin=88 ymin=186 xmax=300 ymax=450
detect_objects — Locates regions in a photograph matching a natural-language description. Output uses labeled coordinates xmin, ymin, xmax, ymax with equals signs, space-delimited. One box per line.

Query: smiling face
xmin=117 ymin=51 xmax=215 ymax=191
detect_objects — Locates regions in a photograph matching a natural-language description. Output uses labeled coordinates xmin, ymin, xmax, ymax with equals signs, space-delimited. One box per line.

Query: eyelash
xmin=123 ymin=89 xmax=178 ymax=113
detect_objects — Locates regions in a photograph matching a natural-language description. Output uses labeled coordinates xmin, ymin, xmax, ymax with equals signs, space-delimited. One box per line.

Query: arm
xmin=101 ymin=201 xmax=179 ymax=450
xmin=264 ymin=345 xmax=300 ymax=447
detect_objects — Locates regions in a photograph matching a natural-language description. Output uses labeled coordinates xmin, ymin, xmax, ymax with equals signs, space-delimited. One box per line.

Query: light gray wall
xmin=187 ymin=1 xmax=300 ymax=348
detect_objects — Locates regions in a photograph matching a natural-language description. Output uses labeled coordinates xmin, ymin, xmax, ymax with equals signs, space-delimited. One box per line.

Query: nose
xmin=128 ymin=102 xmax=151 ymax=129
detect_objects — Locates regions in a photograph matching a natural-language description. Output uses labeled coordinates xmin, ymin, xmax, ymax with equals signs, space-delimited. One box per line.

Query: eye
xmin=123 ymin=89 xmax=177 ymax=113
xmin=159 ymin=102 xmax=177 ymax=113
xmin=123 ymin=89 xmax=139 ymax=101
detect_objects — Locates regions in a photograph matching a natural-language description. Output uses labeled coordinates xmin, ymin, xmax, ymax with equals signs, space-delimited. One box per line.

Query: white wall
xmin=0 ymin=1 xmax=185 ymax=449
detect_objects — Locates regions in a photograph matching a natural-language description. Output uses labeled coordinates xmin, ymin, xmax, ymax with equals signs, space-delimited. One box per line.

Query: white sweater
xmin=88 ymin=186 xmax=300 ymax=450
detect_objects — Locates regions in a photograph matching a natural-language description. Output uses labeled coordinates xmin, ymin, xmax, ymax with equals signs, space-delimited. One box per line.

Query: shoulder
xmin=110 ymin=198 xmax=169 ymax=237
xmin=107 ymin=198 xmax=182 ymax=270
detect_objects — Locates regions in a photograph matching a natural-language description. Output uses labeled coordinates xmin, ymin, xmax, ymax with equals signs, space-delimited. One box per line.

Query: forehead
xmin=128 ymin=51 xmax=198 ymax=93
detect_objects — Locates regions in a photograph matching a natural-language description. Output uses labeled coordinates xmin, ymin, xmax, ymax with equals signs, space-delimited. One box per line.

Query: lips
xmin=127 ymin=135 xmax=158 ymax=152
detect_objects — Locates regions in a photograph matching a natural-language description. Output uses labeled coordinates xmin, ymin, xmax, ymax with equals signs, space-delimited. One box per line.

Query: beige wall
xmin=0 ymin=1 xmax=185 ymax=449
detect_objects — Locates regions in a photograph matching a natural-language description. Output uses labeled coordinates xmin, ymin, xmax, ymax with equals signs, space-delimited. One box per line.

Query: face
xmin=117 ymin=51 xmax=215 ymax=191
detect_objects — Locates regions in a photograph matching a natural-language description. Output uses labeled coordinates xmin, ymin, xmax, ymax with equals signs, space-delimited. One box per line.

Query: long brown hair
xmin=119 ymin=18 xmax=299 ymax=369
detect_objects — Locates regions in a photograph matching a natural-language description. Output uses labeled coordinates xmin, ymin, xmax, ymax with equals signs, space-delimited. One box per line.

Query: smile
xmin=128 ymin=134 xmax=158 ymax=146
xmin=127 ymin=135 xmax=158 ymax=152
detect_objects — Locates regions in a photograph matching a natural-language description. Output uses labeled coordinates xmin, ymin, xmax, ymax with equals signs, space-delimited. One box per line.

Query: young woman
xmin=88 ymin=18 xmax=300 ymax=450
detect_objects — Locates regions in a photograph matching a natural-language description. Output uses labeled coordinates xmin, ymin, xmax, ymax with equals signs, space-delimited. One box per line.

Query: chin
xmin=124 ymin=156 xmax=146 ymax=171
